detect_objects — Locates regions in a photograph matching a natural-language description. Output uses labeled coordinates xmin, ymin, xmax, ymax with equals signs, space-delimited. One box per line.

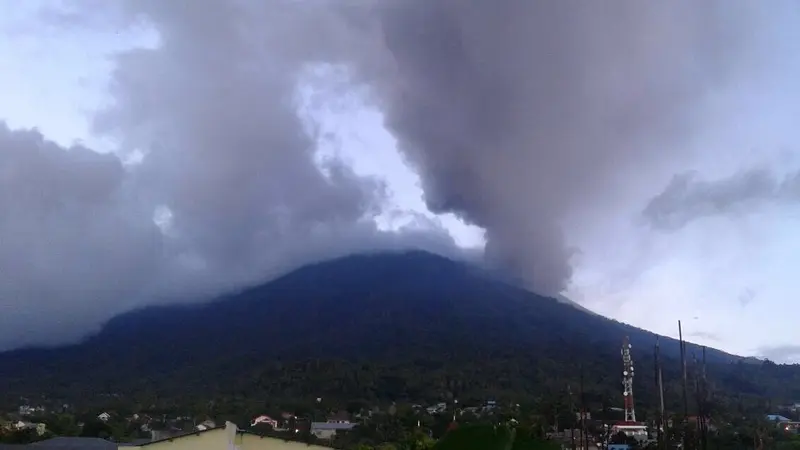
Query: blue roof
xmin=767 ymin=414 xmax=791 ymax=422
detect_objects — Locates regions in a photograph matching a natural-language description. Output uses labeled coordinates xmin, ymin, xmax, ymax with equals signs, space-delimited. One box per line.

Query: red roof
xmin=613 ymin=421 xmax=645 ymax=426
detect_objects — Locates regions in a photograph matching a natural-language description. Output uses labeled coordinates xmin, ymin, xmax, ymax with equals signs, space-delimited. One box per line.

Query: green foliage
xmin=433 ymin=424 xmax=513 ymax=450
xmin=79 ymin=419 xmax=113 ymax=439
xmin=510 ymin=427 xmax=561 ymax=450
xmin=777 ymin=436 xmax=800 ymax=450
xmin=0 ymin=428 xmax=41 ymax=444
xmin=44 ymin=413 xmax=81 ymax=437
xmin=432 ymin=425 xmax=558 ymax=450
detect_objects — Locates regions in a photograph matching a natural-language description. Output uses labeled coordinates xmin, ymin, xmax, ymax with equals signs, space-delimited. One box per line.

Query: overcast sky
xmin=2 ymin=1 xmax=800 ymax=361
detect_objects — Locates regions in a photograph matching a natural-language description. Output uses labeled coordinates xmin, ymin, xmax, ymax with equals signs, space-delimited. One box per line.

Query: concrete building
xmin=122 ymin=421 xmax=332 ymax=450
xmin=610 ymin=422 xmax=647 ymax=443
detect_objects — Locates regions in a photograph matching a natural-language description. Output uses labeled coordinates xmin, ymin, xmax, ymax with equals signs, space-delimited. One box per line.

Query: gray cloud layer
xmin=0 ymin=1 xmax=461 ymax=350
xmin=643 ymin=168 xmax=800 ymax=230
xmin=0 ymin=124 xmax=163 ymax=347
xmin=759 ymin=344 xmax=800 ymax=364
xmin=0 ymin=118 xmax=460 ymax=350
xmin=0 ymin=0 xmax=776 ymax=350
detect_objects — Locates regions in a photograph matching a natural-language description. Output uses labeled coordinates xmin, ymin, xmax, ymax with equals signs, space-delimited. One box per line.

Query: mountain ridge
xmin=0 ymin=250 xmax=794 ymax=412
xmin=88 ymin=250 xmax=738 ymax=363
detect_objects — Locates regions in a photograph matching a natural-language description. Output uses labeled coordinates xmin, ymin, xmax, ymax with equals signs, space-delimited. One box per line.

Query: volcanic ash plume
xmin=351 ymin=0 xmax=762 ymax=294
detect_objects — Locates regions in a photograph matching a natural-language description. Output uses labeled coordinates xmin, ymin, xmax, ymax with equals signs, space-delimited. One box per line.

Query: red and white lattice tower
xmin=621 ymin=336 xmax=636 ymax=422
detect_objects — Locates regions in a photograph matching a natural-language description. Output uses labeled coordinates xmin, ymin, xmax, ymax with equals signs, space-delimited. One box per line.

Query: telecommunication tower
xmin=621 ymin=336 xmax=636 ymax=422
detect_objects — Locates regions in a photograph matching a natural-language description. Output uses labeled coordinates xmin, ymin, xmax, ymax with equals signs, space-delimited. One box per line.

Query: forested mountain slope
xmin=0 ymin=251 xmax=796 ymax=416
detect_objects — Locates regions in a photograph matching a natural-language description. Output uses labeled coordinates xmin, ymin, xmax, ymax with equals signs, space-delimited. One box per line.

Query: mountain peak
xmin=0 ymin=249 xmax=779 ymax=411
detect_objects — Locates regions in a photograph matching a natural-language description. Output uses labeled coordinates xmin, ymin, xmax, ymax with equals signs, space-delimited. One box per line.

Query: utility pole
xmin=655 ymin=338 xmax=666 ymax=450
xmin=679 ymin=320 xmax=690 ymax=450
xmin=554 ymin=404 xmax=559 ymax=439
xmin=693 ymin=351 xmax=702 ymax=450
xmin=568 ymin=385 xmax=576 ymax=450
xmin=701 ymin=346 xmax=708 ymax=450
xmin=580 ymin=365 xmax=588 ymax=450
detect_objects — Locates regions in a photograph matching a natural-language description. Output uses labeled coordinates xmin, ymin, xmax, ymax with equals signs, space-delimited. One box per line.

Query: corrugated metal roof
xmin=29 ymin=437 xmax=117 ymax=449
xmin=135 ymin=426 xmax=222 ymax=447
xmin=310 ymin=422 xmax=356 ymax=431
xmin=767 ymin=414 xmax=791 ymax=422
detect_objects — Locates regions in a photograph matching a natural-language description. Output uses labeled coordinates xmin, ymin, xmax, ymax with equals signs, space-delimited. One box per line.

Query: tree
xmin=0 ymin=428 xmax=40 ymax=444
xmin=45 ymin=413 xmax=81 ymax=437
xmin=79 ymin=419 xmax=112 ymax=439
xmin=403 ymin=430 xmax=436 ymax=450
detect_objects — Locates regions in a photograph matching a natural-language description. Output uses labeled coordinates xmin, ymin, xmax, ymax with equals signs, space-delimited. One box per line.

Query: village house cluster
xmin=0 ymin=397 xmax=511 ymax=449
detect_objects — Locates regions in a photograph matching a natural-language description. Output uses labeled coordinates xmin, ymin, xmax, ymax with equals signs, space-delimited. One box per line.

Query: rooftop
xmin=311 ymin=422 xmax=357 ymax=431
xmin=27 ymin=437 xmax=116 ymax=449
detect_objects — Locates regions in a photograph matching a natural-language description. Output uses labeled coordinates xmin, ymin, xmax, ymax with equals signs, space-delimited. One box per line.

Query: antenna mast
xmin=622 ymin=336 xmax=636 ymax=422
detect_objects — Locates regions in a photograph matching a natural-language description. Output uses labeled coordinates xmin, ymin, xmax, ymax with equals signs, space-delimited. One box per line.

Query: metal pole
xmin=580 ymin=365 xmax=588 ymax=450
xmin=655 ymin=338 xmax=666 ymax=450
xmin=693 ymin=351 xmax=702 ymax=450
xmin=568 ymin=385 xmax=576 ymax=450
xmin=701 ymin=346 xmax=708 ymax=450
xmin=679 ymin=320 xmax=689 ymax=450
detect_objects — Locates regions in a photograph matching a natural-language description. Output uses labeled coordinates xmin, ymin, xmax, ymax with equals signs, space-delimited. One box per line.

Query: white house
xmin=310 ymin=422 xmax=356 ymax=440
xmin=426 ymin=403 xmax=447 ymax=415
xmin=196 ymin=419 xmax=217 ymax=431
xmin=98 ymin=412 xmax=111 ymax=422
xmin=13 ymin=421 xmax=46 ymax=435
xmin=251 ymin=415 xmax=278 ymax=428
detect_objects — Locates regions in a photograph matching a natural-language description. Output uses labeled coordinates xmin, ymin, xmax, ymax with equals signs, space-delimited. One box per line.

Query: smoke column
xmin=351 ymin=0 xmax=764 ymax=294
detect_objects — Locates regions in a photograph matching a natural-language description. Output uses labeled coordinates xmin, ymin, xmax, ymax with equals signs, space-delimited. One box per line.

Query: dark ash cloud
xmin=0 ymin=0 xmax=776 ymax=349
xmin=0 ymin=1 xmax=459 ymax=351
xmin=352 ymin=0 xmax=765 ymax=294
xmin=0 ymin=124 xmax=164 ymax=348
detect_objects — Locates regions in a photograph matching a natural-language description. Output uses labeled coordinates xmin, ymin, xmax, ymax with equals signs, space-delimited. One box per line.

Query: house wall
xmin=121 ymin=428 xmax=228 ymax=450
xmin=239 ymin=433 xmax=331 ymax=450
xmin=119 ymin=423 xmax=331 ymax=450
